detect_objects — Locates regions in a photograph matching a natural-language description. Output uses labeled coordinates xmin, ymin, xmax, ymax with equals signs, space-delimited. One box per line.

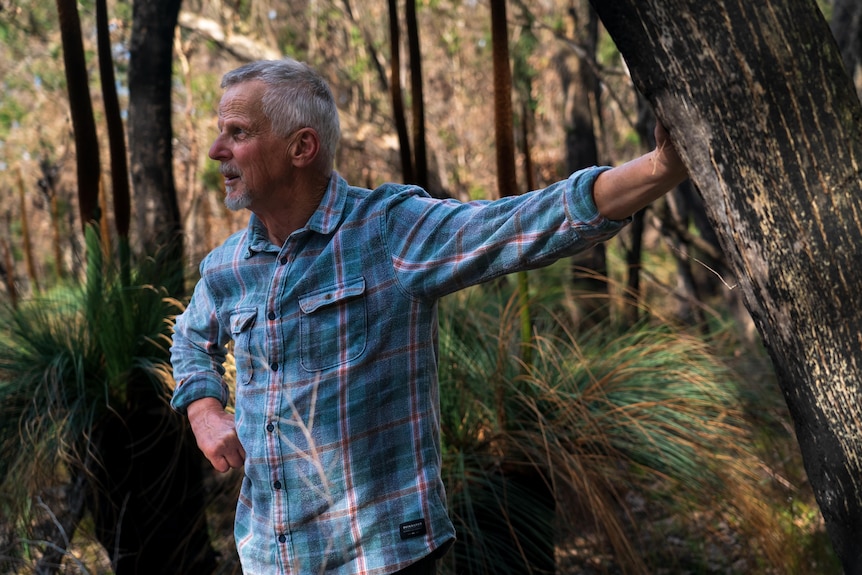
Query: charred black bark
xmin=55 ymin=0 xmax=100 ymax=231
xmin=128 ymin=0 xmax=184 ymax=295
xmin=89 ymin=399 xmax=216 ymax=575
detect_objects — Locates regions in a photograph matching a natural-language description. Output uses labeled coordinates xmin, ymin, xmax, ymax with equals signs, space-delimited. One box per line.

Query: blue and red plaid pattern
xmin=171 ymin=166 xmax=624 ymax=574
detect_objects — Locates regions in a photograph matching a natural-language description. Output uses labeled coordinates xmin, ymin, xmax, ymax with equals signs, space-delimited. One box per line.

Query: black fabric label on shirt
xmin=399 ymin=518 xmax=427 ymax=540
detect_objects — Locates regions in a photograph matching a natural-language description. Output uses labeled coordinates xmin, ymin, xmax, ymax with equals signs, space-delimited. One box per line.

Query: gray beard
xmin=224 ymin=188 xmax=252 ymax=211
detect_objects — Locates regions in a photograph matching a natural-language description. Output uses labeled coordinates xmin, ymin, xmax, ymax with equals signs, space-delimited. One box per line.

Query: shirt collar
xmin=245 ymin=214 xmax=273 ymax=257
xmin=302 ymin=171 xmax=347 ymax=235
xmin=243 ymin=172 xmax=347 ymax=257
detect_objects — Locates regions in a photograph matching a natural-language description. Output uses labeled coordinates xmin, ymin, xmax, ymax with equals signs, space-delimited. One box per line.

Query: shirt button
xmin=266 ymin=423 xmax=275 ymax=432
xmin=270 ymin=362 xmax=279 ymax=371
xmin=279 ymin=257 xmax=288 ymax=265
xmin=278 ymin=534 xmax=286 ymax=543
xmin=274 ymin=480 xmax=282 ymax=490
xmin=267 ymin=311 xmax=276 ymax=321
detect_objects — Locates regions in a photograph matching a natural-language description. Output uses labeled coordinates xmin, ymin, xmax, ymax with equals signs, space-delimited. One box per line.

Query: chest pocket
xmin=230 ymin=308 xmax=258 ymax=385
xmin=298 ymin=277 xmax=367 ymax=371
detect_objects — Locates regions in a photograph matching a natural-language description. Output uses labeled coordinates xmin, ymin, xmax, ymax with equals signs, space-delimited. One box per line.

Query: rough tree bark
xmin=128 ymin=0 xmax=184 ymax=294
xmin=591 ymin=1 xmax=862 ymax=572
xmin=119 ymin=1 xmax=217 ymax=573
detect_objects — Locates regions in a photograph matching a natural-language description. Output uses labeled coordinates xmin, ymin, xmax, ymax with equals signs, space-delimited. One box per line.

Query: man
xmin=170 ymin=58 xmax=687 ymax=575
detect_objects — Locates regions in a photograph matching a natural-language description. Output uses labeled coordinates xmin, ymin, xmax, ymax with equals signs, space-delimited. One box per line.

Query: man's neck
xmin=255 ymin=173 xmax=331 ymax=247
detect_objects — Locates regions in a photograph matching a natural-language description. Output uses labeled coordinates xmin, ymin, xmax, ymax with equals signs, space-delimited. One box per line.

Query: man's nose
xmin=209 ymin=135 xmax=229 ymax=161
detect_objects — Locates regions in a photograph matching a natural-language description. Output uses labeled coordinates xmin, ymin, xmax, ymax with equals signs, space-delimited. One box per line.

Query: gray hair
xmin=221 ymin=59 xmax=341 ymax=165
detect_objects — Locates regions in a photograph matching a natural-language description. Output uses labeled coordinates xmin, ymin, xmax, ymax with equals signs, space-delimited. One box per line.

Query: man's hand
xmin=592 ymin=120 xmax=688 ymax=220
xmin=653 ymin=121 xmax=685 ymax=177
xmin=187 ymin=397 xmax=246 ymax=473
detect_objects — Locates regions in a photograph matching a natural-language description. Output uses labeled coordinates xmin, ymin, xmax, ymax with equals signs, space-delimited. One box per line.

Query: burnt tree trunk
xmin=117 ymin=1 xmax=216 ymax=573
xmin=387 ymin=0 xmax=415 ymax=183
xmin=55 ymin=0 xmax=100 ymax=231
xmin=89 ymin=393 xmax=217 ymax=575
xmin=95 ymin=0 xmax=132 ymax=284
xmin=128 ymin=0 xmax=184 ymax=295
xmin=405 ymin=0 xmax=428 ymax=190
xmin=592 ymin=0 xmax=862 ymax=572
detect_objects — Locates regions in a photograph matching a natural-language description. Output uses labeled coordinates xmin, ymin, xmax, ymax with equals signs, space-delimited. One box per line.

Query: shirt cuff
xmin=566 ymin=165 xmax=631 ymax=231
xmin=170 ymin=376 xmax=230 ymax=414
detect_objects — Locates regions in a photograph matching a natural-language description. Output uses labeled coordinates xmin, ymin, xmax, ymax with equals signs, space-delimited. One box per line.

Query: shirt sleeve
xmin=383 ymin=165 xmax=628 ymax=299
xmin=169 ymin=271 xmax=232 ymax=414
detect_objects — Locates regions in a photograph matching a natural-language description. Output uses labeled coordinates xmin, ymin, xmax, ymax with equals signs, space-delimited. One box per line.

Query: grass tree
xmin=436 ymin=281 xmax=792 ymax=574
xmin=0 ymin=0 xmax=218 ymax=571
xmin=0 ymin=228 xmax=216 ymax=574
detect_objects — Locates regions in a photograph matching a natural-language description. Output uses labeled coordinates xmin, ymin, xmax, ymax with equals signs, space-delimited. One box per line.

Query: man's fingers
xmin=225 ymin=447 xmax=245 ymax=470
xmin=209 ymin=450 xmax=242 ymax=473
xmin=206 ymin=439 xmax=245 ymax=473
xmin=211 ymin=455 xmax=230 ymax=473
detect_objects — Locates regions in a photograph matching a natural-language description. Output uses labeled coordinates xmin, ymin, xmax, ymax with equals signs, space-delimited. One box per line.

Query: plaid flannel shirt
xmin=170 ymin=166 xmax=625 ymax=574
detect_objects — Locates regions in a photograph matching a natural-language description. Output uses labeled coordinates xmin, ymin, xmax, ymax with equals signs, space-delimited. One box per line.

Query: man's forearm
xmin=592 ymin=147 xmax=688 ymax=220
xmin=592 ymin=122 xmax=687 ymax=220
xmin=186 ymin=396 xmax=226 ymax=422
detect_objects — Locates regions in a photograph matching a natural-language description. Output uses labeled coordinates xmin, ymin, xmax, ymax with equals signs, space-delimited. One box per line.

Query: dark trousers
xmin=393 ymin=554 xmax=437 ymax=575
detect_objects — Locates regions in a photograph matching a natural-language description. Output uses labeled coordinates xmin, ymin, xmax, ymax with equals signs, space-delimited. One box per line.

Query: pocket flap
xmin=230 ymin=309 xmax=258 ymax=334
xmin=299 ymin=277 xmax=366 ymax=314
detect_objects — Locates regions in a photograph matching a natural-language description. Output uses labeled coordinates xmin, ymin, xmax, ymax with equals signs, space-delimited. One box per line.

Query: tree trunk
xmin=55 ymin=0 xmax=101 ymax=232
xmin=116 ymin=1 xmax=217 ymax=573
xmin=405 ymin=0 xmax=428 ymax=190
xmin=89 ymin=399 xmax=217 ymax=575
xmin=557 ymin=3 xmax=610 ymax=327
xmin=591 ymin=1 xmax=862 ymax=571
xmin=128 ymin=0 xmax=184 ymax=295
xmin=96 ymin=0 xmax=132 ymax=286
xmin=561 ymin=2 xmax=600 ymax=175
xmin=0 ymin=230 xmax=17 ymax=307
xmin=622 ymin=98 xmax=656 ymax=326
xmin=387 ymin=0 xmax=415 ymax=183
xmin=16 ymin=169 xmax=39 ymax=293
xmin=490 ymin=0 xmax=517 ymax=200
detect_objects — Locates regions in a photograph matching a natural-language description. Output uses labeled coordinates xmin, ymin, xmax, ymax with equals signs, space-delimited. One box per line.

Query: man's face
xmin=209 ymin=81 xmax=292 ymax=212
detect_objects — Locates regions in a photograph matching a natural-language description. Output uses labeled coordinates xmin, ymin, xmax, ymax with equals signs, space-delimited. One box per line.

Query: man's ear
xmin=289 ymin=128 xmax=321 ymax=168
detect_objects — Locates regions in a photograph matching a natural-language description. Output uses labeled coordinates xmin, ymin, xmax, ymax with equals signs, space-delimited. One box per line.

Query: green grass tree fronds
xmin=0 ymin=225 xmax=205 ymax=573
xmin=437 ymin=284 xmax=790 ymax=575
